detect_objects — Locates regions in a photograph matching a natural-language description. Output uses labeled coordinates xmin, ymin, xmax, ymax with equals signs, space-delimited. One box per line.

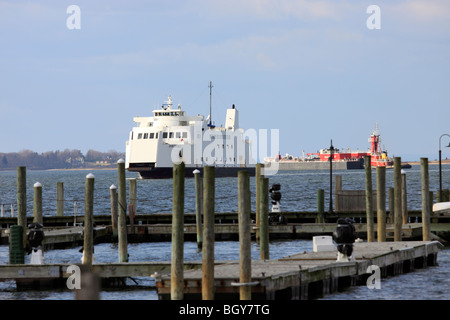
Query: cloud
xmin=196 ymin=0 xmax=354 ymax=21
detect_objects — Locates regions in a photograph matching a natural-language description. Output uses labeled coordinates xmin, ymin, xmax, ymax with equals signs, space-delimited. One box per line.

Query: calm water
xmin=0 ymin=165 xmax=449 ymax=300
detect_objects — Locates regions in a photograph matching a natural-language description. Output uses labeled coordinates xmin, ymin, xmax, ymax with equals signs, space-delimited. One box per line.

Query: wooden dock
xmin=156 ymin=241 xmax=443 ymax=300
xmin=0 ymin=241 xmax=442 ymax=300
xmin=1 ymin=222 xmax=435 ymax=249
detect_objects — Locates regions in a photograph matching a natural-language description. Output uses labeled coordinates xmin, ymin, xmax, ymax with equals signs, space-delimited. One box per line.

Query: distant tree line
xmin=0 ymin=149 xmax=125 ymax=170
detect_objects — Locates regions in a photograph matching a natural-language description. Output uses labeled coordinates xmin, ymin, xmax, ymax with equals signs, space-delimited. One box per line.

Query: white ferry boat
xmin=125 ymin=95 xmax=255 ymax=179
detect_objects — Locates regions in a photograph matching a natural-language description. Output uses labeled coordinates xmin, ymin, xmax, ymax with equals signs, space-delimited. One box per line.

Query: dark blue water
xmin=0 ymin=165 xmax=449 ymax=300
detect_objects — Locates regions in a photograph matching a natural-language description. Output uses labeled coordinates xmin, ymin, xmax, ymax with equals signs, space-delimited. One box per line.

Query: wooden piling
xmin=393 ymin=157 xmax=402 ymax=241
xmin=171 ymin=163 xmax=185 ymax=300
xmin=202 ymin=166 xmax=215 ymax=300
xmin=17 ymin=166 xmax=27 ymax=247
xmin=259 ymin=177 xmax=269 ymax=260
xmin=17 ymin=166 xmax=26 ymax=228
xmin=420 ymin=158 xmax=431 ymax=241
xmin=335 ymin=175 xmax=342 ymax=212
xmin=33 ymin=182 xmax=43 ymax=225
xmin=109 ymin=185 xmax=118 ymax=237
xmin=129 ymin=178 xmax=137 ymax=227
xmin=117 ymin=159 xmax=128 ymax=263
xmin=194 ymin=169 xmax=203 ymax=250
xmin=238 ymin=170 xmax=251 ymax=300
xmin=401 ymin=172 xmax=408 ymax=224
xmin=376 ymin=167 xmax=386 ymax=242
xmin=56 ymin=182 xmax=64 ymax=217
xmin=317 ymin=189 xmax=325 ymax=223
xmin=364 ymin=156 xmax=374 ymax=242
xmin=388 ymin=187 xmax=394 ymax=224
xmin=74 ymin=264 xmax=100 ymax=300
xmin=83 ymin=173 xmax=95 ymax=267
xmin=255 ymin=163 xmax=264 ymax=241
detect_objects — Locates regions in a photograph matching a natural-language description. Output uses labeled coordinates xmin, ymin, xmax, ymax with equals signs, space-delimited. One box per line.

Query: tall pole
xmin=209 ymin=81 xmax=213 ymax=127
xmin=329 ymin=140 xmax=333 ymax=213
xmin=439 ymin=134 xmax=450 ymax=202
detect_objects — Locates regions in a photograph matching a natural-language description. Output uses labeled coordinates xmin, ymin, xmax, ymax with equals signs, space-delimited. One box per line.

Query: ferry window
xmin=143 ymin=133 xmax=148 ymax=139
xmin=138 ymin=133 xmax=143 ymax=139
xmin=156 ymin=132 xmax=158 ymax=139
xmin=169 ymin=132 xmax=174 ymax=138
xmin=176 ymin=132 xmax=181 ymax=138
xmin=182 ymin=132 xmax=188 ymax=138
xmin=163 ymin=132 xmax=168 ymax=139
xmin=149 ymin=133 xmax=155 ymax=139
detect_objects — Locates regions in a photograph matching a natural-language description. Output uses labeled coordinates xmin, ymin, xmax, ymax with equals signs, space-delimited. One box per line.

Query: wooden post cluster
xmin=202 ymin=166 xmax=215 ymax=300
xmin=117 ymin=159 xmax=128 ymax=262
xmin=393 ymin=157 xmax=402 ymax=241
xmin=238 ymin=170 xmax=252 ymax=300
xmin=364 ymin=156 xmax=374 ymax=242
xmin=376 ymin=167 xmax=386 ymax=242
xmin=420 ymin=158 xmax=431 ymax=241
xmin=171 ymin=162 xmax=185 ymax=300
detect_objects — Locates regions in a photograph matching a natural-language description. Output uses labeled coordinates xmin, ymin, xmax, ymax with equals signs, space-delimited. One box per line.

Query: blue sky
xmin=0 ymin=0 xmax=449 ymax=161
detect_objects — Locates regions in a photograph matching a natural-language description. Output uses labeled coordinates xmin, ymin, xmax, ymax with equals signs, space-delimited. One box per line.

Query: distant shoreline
xmin=406 ymin=159 xmax=450 ymax=166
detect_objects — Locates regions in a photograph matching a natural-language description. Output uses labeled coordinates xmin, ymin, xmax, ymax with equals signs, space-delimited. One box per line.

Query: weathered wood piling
xmin=364 ymin=156 xmax=374 ymax=242
xmin=202 ymin=166 xmax=215 ymax=300
xmin=394 ymin=157 xmax=402 ymax=241
xmin=171 ymin=162 xmax=185 ymax=300
xmin=421 ymin=158 xmax=431 ymax=241
xmin=117 ymin=159 xmax=128 ymax=262
xmin=376 ymin=167 xmax=386 ymax=242
xmin=33 ymin=182 xmax=43 ymax=225
xmin=82 ymin=173 xmax=95 ymax=266
xmin=238 ymin=170 xmax=252 ymax=300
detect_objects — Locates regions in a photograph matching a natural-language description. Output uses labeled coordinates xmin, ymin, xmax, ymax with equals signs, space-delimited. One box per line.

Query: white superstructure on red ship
xmin=307 ymin=123 xmax=393 ymax=167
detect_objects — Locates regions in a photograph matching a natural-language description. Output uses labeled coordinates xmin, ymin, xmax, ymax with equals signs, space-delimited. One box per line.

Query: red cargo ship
xmin=306 ymin=123 xmax=394 ymax=168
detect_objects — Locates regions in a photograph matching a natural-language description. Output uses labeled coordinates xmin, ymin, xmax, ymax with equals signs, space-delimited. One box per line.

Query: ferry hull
xmin=131 ymin=166 xmax=256 ymax=179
